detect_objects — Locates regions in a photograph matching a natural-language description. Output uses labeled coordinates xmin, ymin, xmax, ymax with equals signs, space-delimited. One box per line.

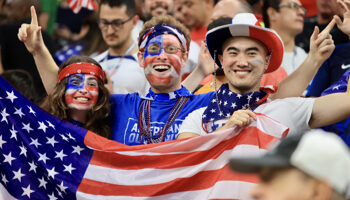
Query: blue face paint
xmin=144 ymin=35 xmax=164 ymax=58
xmin=66 ymin=74 xmax=85 ymax=91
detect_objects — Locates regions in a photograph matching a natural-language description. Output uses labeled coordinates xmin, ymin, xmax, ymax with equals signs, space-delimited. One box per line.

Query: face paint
xmin=251 ymin=59 xmax=264 ymax=65
xmin=143 ymin=34 xmax=184 ymax=85
xmin=64 ymin=74 xmax=99 ymax=111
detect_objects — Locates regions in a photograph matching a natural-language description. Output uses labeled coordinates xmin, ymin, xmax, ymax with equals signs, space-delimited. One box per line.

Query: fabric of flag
xmin=67 ymin=0 xmax=99 ymax=14
xmin=0 ymin=75 xmax=288 ymax=200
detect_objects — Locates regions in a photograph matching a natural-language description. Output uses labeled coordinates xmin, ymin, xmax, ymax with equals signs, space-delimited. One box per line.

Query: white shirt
xmin=282 ymin=46 xmax=308 ymax=75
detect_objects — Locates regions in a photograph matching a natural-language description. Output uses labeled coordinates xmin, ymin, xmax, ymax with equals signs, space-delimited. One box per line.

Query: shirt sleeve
xmin=178 ymin=107 xmax=207 ymax=136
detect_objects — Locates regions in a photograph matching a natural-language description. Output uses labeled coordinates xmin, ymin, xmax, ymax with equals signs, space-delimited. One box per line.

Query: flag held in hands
xmin=0 ymin=76 xmax=288 ymax=200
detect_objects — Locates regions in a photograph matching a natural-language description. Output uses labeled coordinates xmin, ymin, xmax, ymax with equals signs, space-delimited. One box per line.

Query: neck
xmin=228 ymin=84 xmax=259 ymax=95
xmin=68 ymin=109 xmax=89 ymax=124
xmin=108 ymin=38 xmax=137 ymax=56
xmin=150 ymin=83 xmax=182 ymax=94
xmin=211 ymin=75 xmax=227 ymax=90
xmin=272 ymin=26 xmax=295 ymax=52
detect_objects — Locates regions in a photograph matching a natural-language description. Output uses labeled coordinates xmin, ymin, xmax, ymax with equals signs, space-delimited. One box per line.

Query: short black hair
xmin=99 ymin=0 xmax=136 ymax=17
xmin=262 ymin=0 xmax=282 ymax=28
xmin=207 ymin=17 xmax=232 ymax=31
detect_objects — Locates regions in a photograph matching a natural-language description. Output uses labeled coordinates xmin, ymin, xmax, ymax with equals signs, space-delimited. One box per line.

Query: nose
xmin=156 ymin=49 xmax=168 ymax=61
xmin=235 ymin=55 xmax=249 ymax=68
xmin=78 ymin=89 xmax=88 ymax=94
xmin=106 ymin=25 xmax=115 ymax=34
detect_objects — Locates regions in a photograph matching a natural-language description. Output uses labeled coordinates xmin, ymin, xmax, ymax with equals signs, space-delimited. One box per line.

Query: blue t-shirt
xmin=109 ymin=87 xmax=214 ymax=146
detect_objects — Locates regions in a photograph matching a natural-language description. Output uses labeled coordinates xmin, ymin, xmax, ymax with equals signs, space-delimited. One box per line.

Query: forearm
xmin=32 ymin=45 xmax=58 ymax=94
xmin=182 ymin=65 xmax=207 ymax=92
xmin=272 ymin=56 xmax=321 ymax=99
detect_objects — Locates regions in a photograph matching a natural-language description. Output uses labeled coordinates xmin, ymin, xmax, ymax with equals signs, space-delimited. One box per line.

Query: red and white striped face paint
xmin=64 ymin=74 xmax=99 ymax=111
xmin=143 ymin=34 xmax=184 ymax=86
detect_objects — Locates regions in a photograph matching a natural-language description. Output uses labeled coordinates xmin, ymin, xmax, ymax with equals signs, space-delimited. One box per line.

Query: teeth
xmin=154 ymin=65 xmax=169 ymax=70
xmin=75 ymin=97 xmax=89 ymax=101
xmin=235 ymin=71 xmax=249 ymax=75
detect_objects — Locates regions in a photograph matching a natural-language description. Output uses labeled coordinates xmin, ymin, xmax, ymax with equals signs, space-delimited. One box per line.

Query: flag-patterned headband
xmin=57 ymin=62 xmax=105 ymax=83
xmin=138 ymin=24 xmax=188 ymax=52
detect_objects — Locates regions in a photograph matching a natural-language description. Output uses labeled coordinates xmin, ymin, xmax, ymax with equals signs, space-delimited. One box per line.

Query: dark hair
xmin=262 ymin=0 xmax=281 ymax=28
xmin=41 ymin=56 xmax=111 ymax=139
xmin=99 ymin=0 xmax=136 ymax=17
xmin=1 ymin=69 xmax=40 ymax=104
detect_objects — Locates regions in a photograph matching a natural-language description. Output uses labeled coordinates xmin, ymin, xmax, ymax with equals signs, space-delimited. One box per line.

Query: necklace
xmin=138 ymin=97 xmax=189 ymax=144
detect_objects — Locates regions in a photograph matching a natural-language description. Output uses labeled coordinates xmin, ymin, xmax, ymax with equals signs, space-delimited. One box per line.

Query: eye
xmin=227 ymin=51 xmax=237 ymax=56
xmin=87 ymin=80 xmax=98 ymax=87
xmin=147 ymin=44 xmax=160 ymax=53
xmin=166 ymin=45 xmax=178 ymax=53
xmin=70 ymin=79 xmax=81 ymax=85
xmin=247 ymin=51 xmax=257 ymax=56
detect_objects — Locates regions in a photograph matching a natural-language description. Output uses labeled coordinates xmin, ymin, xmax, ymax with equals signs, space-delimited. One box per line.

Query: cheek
xmin=167 ymin=54 xmax=182 ymax=75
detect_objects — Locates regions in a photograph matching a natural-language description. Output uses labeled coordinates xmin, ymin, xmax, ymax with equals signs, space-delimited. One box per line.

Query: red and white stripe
xmin=67 ymin=0 xmax=99 ymax=14
xmin=78 ymin=114 xmax=289 ymax=199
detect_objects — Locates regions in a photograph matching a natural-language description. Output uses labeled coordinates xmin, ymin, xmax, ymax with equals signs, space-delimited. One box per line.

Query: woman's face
xmin=64 ymin=74 xmax=99 ymax=110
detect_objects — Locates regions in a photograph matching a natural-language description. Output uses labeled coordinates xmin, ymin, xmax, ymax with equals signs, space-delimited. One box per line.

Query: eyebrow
xmin=226 ymin=46 xmax=260 ymax=52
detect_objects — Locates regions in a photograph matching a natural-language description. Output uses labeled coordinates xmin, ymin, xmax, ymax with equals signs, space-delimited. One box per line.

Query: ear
xmin=218 ymin=54 xmax=224 ymax=67
xmin=181 ymin=51 xmax=189 ymax=68
xmin=264 ymin=55 xmax=270 ymax=71
xmin=267 ymin=7 xmax=279 ymax=25
xmin=137 ymin=51 xmax=145 ymax=68
xmin=132 ymin=15 xmax=140 ymax=28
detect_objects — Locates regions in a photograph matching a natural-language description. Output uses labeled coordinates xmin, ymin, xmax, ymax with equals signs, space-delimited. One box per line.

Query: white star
xmin=3 ymin=152 xmax=15 ymax=165
xmin=27 ymin=106 xmax=36 ymax=116
xmin=211 ymin=99 xmax=216 ymax=103
xmin=46 ymin=136 xmax=58 ymax=147
xmin=29 ymin=138 xmax=41 ymax=148
xmin=46 ymin=120 xmax=55 ymax=129
xmin=210 ymin=118 xmax=214 ymax=121
xmin=21 ymin=184 xmax=34 ymax=198
xmin=1 ymin=174 xmax=8 ymax=185
xmin=57 ymin=181 xmax=68 ymax=193
xmin=210 ymin=109 xmax=216 ymax=113
xmin=12 ymin=168 xmax=25 ymax=182
xmin=222 ymin=90 xmax=226 ymax=95
xmin=237 ymin=94 xmax=242 ymax=99
xmin=256 ymin=97 xmax=260 ymax=102
xmin=67 ymin=133 xmax=76 ymax=141
xmin=247 ymin=94 xmax=253 ymax=100
xmin=19 ymin=144 xmax=27 ymax=157
xmin=202 ymin=114 xmax=206 ymax=119
xmin=0 ymin=135 xmax=6 ymax=149
xmin=226 ymin=113 xmax=231 ymax=118
xmin=223 ymin=101 xmax=228 ymax=106
xmin=38 ymin=121 xmax=48 ymax=133
xmin=1 ymin=108 xmax=9 ymax=124
xmin=231 ymin=103 xmax=236 ymax=108
xmin=38 ymin=177 xmax=47 ymax=189
xmin=22 ymin=122 xmax=33 ymax=133
xmin=14 ymin=107 xmax=25 ymax=118
xmin=55 ymin=150 xmax=67 ymax=161
xmin=63 ymin=163 xmax=76 ymax=174
xmin=228 ymin=91 xmax=233 ymax=96
xmin=10 ymin=125 xmax=18 ymax=140
xmin=72 ymin=145 xmax=84 ymax=155
xmin=28 ymin=161 xmax=37 ymax=173
xmin=48 ymin=192 xmax=58 ymax=200
xmin=56 ymin=189 xmax=63 ymax=198
xmin=38 ymin=153 xmax=50 ymax=164
xmin=219 ymin=100 xmax=222 ymax=105
xmin=219 ymin=112 xmax=223 ymax=116
xmin=333 ymin=85 xmax=340 ymax=90
xmin=60 ymin=134 xmax=69 ymax=142
xmin=47 ymin=167 xmax=59 ymax=179
xmin=6 ymin=90 xmax=17 ymax=103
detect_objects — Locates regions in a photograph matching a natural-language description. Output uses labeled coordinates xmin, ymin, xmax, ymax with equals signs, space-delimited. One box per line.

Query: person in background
xmin=38 ymin=0 xmax=59 ymax=36
xmin=230 ymin=130 xmax=350 ymax=200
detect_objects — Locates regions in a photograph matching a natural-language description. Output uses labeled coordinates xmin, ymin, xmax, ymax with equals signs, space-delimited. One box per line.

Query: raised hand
xmin=17 ymin=6 xmax=44 ymax=54
xmin=335 ymin=0 xmax=350 ymax=37
xmin=309 ymin=18 xmax=335 ymax=66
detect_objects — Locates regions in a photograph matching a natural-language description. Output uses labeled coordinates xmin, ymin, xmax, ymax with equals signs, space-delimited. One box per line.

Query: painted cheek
xmin=167 ymin=54 xmax=182 ymax=75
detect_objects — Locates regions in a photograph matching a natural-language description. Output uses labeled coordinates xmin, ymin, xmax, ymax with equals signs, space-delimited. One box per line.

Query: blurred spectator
xmin=0 ymin=0 xmax=56 ymax=100
xmin=175 ymin=0 xmax=215 ymax=44
xmin=230 ymin=130 xmax=350 ymax=200
xmin=262 ymin=0 xmax=308 ymax=75
xmin=1 ymin=69 xmax=40 ymax=104
xmin=93 ymin=0 xmax=149 ymax=95
xmin=300 ymin=0 xmax=317 ymax=18
xmin=54 ymin=12 xmax=108 ymax=66
xmin=296 ymin=0 xmax=349 ymax=52
xmin=39 ymin=0 xmax=59 ymax=36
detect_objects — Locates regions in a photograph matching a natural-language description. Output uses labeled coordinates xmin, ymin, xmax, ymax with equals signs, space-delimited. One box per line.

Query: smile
xmin=153 ymin=65 xmax=170 ymax=72
xmin=74 ymin=97 xmax=90 ymax=102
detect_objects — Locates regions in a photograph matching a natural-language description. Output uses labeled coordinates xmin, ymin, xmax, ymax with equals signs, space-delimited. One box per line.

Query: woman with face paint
xmin=41 ymin=56 xmax=111 ymax=139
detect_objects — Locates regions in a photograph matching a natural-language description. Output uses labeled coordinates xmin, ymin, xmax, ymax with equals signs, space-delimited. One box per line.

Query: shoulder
xmin=93 ymin=50 xmax=108 ymax=62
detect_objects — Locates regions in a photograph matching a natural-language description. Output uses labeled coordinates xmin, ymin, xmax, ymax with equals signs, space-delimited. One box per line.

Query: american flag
xmin=0 ymin=76 xmax=288 ymax=199
xmin=67 ymin=0 xmax=99 ymax=14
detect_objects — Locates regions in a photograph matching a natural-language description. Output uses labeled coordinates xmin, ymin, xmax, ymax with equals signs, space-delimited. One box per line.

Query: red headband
xmin=57 ymin=62 xmax=105 ymax=83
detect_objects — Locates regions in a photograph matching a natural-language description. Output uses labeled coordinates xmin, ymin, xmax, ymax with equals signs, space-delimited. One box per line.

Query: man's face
xmin=65 ymin=74 xmax=99 ymax=111
xmin=139 ymin=34 xmax=188 ymax=90
xmin=98 ymin=4 xmax=134 ymax=49
xmin=144 ymin=0 xmax=174 ymax=19
xmin=316 ymin=0 xmax=340 ymax=20
xmin=219 ymin=37 xmax=268 ymax=94
xmin=250 ymin=167 xmax=318 ymax=200
xmin=210 ymin=0 xmax=241 ymax=22
xmin=175 ymin=0 xmax=209 ymax=29
xmin=272 ymin=0 xmax=305 ymax=35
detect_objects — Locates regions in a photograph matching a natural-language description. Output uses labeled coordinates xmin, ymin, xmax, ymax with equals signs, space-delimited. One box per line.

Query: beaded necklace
xmin=138 ymin=97 xmax=189 ymax=144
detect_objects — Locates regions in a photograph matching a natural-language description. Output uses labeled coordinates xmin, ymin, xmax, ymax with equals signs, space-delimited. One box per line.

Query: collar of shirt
xmin=143 ymin=86 xmax=193 ymax=101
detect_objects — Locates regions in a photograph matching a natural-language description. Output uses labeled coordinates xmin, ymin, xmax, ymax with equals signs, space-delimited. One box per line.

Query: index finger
xmin=320 ymin=18 xmax=336 ymax=35
xmin=30 ymin=6 xmax=38 ymax=26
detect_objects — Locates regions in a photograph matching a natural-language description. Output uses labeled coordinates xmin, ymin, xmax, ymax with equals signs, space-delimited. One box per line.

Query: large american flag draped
xmin=0 ymin=76 xmax=288 ymax=200
xmin=67 ymin=0 xmax=99 ymax=14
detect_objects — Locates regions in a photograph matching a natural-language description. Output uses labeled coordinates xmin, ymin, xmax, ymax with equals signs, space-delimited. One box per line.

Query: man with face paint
xmin=177 ymin=13 xmax=350 ymax=139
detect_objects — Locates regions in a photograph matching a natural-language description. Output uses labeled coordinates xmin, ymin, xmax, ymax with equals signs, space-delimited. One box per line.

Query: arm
xmin=17 ymin=6 xmax=58 ymax=94
xmin=182 ymin=41 xmax=215 ymax=92
xmin=309 ymin=75 xmax=350 ymax=128
xmin=271 ymin=20 xmax=336 ymax=100
xmin=335 ymin=0 xmax=350 ymax=39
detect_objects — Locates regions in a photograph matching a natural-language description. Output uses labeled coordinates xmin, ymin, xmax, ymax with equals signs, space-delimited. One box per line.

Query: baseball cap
xmin=205 ymin=13 xmax=284 ymax=73
xmin=229 ymin=130 xmax=350 ymax=198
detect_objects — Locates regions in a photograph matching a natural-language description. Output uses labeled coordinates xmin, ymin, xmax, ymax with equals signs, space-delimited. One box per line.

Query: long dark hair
xmin=41 ymin=56 xmax=111 ymax=139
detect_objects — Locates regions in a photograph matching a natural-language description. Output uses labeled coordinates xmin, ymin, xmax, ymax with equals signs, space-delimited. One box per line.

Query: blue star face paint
xmin=65 ymin=74 xmax=99 ymax=110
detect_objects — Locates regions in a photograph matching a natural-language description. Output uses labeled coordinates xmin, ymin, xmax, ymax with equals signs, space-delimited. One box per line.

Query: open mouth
xmin=153 ymin=65 xmax=170 ymax=72
xmin=74 ymin=97 xmax=90 ymax=102
xmin=233 ymin=70 xmax=251 ymax=75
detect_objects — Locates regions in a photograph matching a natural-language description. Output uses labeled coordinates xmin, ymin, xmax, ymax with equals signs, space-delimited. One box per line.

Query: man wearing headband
xmin=177 ymin=13 xmax=350 ymax=138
